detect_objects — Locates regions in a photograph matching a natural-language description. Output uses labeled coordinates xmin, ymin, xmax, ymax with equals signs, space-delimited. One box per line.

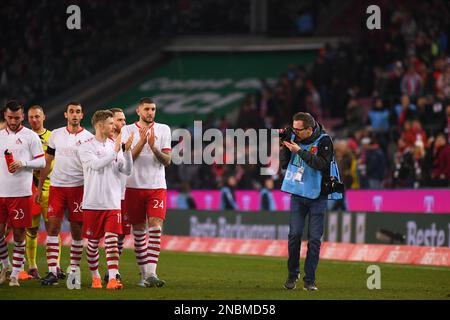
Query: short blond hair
xmin=91 ymin=110 xmax=113 ymax=126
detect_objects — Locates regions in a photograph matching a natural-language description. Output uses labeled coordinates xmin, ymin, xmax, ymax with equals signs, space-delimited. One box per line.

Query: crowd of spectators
xmin=167 ymin=1 xmax=450 ymax=192
xmin=0 ymin=0 xmax=178 ymax=105
xmin=0 ymin=0 xmax=251 ymax=106
xmin=2 ymin=1 xmax=449 ymax=193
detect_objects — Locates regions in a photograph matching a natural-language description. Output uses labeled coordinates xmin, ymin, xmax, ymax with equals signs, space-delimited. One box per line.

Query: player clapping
xmin=78 ymin=110 xmax=133 ymax=289
xmin=122 ymin=98 xmax=171 ymax=288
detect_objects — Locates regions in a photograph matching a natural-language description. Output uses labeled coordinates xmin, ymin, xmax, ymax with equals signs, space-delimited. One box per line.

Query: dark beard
xmin=8 ymin=124 xmax=20 ymax=131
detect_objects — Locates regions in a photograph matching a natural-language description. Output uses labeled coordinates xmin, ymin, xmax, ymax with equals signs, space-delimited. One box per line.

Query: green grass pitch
xmin=0 ymin=245 xmax=449 ymax=300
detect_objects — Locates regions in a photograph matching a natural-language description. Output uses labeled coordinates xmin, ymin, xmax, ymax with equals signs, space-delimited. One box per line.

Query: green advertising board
xmin=163 ymin=210 xmax=450 ymax=247
xmin=86 ymin=51 xmax=315 ymax=127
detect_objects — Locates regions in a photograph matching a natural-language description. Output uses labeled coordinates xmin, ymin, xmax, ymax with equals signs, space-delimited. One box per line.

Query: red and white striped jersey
xmin=48 ymin=127 xmax=93 ymax=187
xmin=0 ymin=126 xmax=45 ymax=197
xmin=121 ymin=122 xmax=171 ymax=190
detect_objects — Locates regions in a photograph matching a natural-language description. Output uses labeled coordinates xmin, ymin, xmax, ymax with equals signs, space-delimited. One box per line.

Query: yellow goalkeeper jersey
xmin=33 ymin=128 xmax=53 ymax=191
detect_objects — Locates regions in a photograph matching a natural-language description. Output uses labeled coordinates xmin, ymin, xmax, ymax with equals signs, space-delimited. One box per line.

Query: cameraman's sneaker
xmin=283 ymin=276 xmax=298 ymax=290
xmin=144 ymin=274 xmax=165 ymax=288
xmin=66 ymin=267 xmax=81 ymax=290
xmin=303 ymin=282 xmax=319 ymax=291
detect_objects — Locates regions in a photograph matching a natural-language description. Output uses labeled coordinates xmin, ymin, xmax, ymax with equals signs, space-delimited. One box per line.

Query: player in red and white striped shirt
xmin=0 ymin=101 xmax=45 ymax=287
xmin=121 ymin=97 xmax=171 ymax=287
xmin=79 ymin=110 xmax=133 ymax=290
xmin=37 ymin=102 xmax=94 ymax=286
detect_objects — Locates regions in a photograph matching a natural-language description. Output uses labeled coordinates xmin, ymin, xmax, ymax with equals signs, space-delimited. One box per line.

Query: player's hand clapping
xmin=138 ymin=127 xmax=147 ymax=143
xmin=124 ymin=132 xmax=134 ymax=151
xmin=147 ymin=127 xmax=156 ymax=151
xmin=114 ymin=132 xmax=122 ymax=153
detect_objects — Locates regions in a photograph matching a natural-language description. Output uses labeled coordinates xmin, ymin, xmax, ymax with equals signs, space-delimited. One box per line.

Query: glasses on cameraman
xmin=292 ymin=127 xmax=308 ymax=133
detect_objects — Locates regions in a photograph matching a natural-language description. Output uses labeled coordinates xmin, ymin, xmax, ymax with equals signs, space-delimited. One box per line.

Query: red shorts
xmin=48 ymin=186 xmax=84 ymax=222
xmin=124 ymin=188 xmax=167 ymax=225
xmin=82 ymin=209 xmax=122 ymax=240
xmin=121 ymin=200 xmax=131 ymax=235
xmin=0 ymin=197 xmax=32 ymax=229
xmin=31 ymin=184 xmax=41 ymax=216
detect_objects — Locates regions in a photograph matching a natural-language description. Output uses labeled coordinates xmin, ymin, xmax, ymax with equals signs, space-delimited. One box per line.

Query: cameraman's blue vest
xmin=281 ymin=133 xmax=343 ymax=200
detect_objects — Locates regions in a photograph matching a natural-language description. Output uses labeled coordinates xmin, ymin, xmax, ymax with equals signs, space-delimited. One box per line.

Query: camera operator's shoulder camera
xmin=279 ymin=127 xmax=293 ymax=142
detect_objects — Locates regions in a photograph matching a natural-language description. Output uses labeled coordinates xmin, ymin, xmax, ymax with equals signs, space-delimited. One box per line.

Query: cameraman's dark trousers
xmin=288 ymin=194 xmax=327 ymax=284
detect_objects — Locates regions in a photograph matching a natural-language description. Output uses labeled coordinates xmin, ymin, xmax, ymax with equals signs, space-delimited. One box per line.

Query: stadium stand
xmin=0 ymin=0 xmax=179 ymax=105
xmin=165 ymin=0 xmax=450 ymax=191
xmin=1 ymin=0 xmax=449 ymax=192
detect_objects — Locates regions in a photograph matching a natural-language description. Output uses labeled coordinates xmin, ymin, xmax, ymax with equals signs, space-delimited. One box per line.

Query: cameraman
xmin=280 ymin=112 xmax=342 ymax=291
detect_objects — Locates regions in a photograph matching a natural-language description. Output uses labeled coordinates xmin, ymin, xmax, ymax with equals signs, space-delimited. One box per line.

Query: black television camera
xmin=278 ymin=127 xmax=294 ymax=142
xmin=322 ymin=176 xmax=345 ymax=194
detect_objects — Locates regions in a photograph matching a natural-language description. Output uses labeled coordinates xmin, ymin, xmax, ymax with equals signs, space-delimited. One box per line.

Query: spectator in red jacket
xmin=401 ymin=119 xmax=427 ymax=148
xmin=431 ymin=133 xmax=450 ymax=186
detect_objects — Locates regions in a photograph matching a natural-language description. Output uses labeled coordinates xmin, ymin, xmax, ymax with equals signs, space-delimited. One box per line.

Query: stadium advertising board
xmin=167 ymin=190 xmax=292 ymax=211
xmin=345 ymin=189 xmax=450 ymax=213
xmin=164 ymin=210 xmax=450 ymax=247
xmin=167 ymin=189 xmax=450 ymax=213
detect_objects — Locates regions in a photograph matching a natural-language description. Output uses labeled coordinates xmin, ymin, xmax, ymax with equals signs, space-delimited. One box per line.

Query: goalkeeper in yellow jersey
xmin=21 ymin=105 xmax=64 ymax=280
